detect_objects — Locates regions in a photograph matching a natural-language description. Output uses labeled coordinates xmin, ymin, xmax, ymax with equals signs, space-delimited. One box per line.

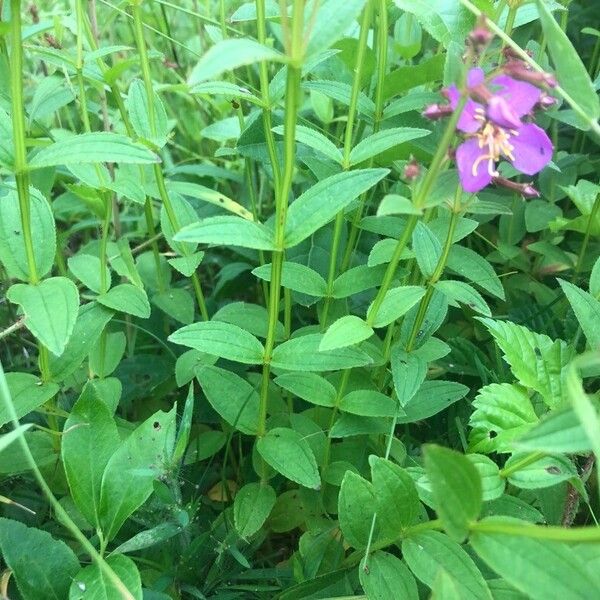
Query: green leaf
xmin=68 ymin=254 xmax=110 ymax=294
xmin=332 ymin=264 xmax=388 ymax=298
xmin=398 ymin=380 xmax=468 ymax=423
xmin=8 ymin=277 xmax=79 ymax=356
xmin=436 ymin=280 xmax=491 ymax=316
xmin=234 ymin=482 xmax=276 ymax=539
xmin=360 ymin=551 xmax=418 ymax=600
xmin=559 ymin=279 xmax=600 ymax=349
xmin=172 ymin=384 xmax=195 ymax=465
xmin=304 ymin=79 xmax=375 ymax=117
xmin=160 ymin=192 xmax=199 ymax=257
xmin=152 ymin=288 xmax=195 ymax=324
xmin=0 ymin=517 xmax=80 ymax=600
xmin=339 ymin=389 xmax=397 ymax=417
xmin=412 ymin=221 xmax=442 ymax=279
xmin=370 ymin=456 xmax=420 ymax=532
xmin=127 ymin=78 xmax=168 ymax=148
xmin=169 ymin=321 xmax=265 ymax=364
xmin=447 ymin=246 xmax=504 ymax=300
xmin=284 ymin=169 xmax=388 ymax=248
xmin=252 ymin=262 xmax=328 ymax=297
xmin=466 ymin=454 xmax=505 ymax=502
xmin=175 ymin=215 xmax=276 ymax=251
xmin=471 ymin=517 xmax=597 ymax=600
xmin=320 ymin=315 xmax=373 ymax=351
xmin=377 ymin=194 xmax=422 ymax=216
xmin=367 ymin=286 xmax=426 ymax=328
xmin=338 ymin=471 xmax=378 ymax=548
xmin=213 ymin=301 xmax=285 ymax=341
xmin=29 ymin=132 xmax=159 ymax=168
xmin=188 ymin=39 xmax=285 ymax=84
xmin=190 ymin=80 xmax=263 ymax=105
xmin=468 ymin=383 xmax=538 ymax=454
xmin=62 ymin=384 xmax=120 ymax=527
xmin=536 ymin=0 xmax=600 ymax=128
xmin=168 ymin=251 xmax=204 ymax=277
xmin=424 ymin=444 xmax=482 ymax=542
xmin=431 ymin=570 xmax=462 ymax=600
xmin=504 ymin=453 xmax=577 ymax=490
xmin=349 ymin=127 xmax=430 ymax=166
xmin=271 ymin=334 xmax=373 ymax=371
xmin=195 ymin=365 xmax=260 ymax=435
xmin=515 ymin=407 xmax=592 ymax=453
xmin=97 ymin=283 xmax=150 ymax=318
xmin=49 ymin=302 xmax=114 ymax=382
xmin=99 ymin=406 xmax=176 ymax=540
xmin=0 ymin=424 xmax=34 ymax=454
xmin=390 ymin=350 xmax=427 ymax=407
xmin=0 ymin=187 xmax=56 ymax=281
xmin=112 ymin=522 xmax=182 ymax=555
xmin=69 ymin=554 xmax=142 ymax=600
xmin=480 ymin=318 xmax=573 ymax=408
xmin=305 ymin=0 xmax=366 ymax=57
xmin=590 ymin=255 xmax=600 ymax=297
xmin=273 ymin=124 xmax=342 ymax=164
xmin=257 ymin=427 xmax=321 ymax=489
xmin=402 ymin=531 xmax=492 ymax=600
xmin=273 ymin=372 xmax=336 ymax=407
xmin=0 ymin=373 xmax=58 ymax=427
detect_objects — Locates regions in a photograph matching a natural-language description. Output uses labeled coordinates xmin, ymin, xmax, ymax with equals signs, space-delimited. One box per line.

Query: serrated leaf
xmin=436 ymin=280 xmax=491 ymax=316
xmin=127 ymin=79 xmax=168 ymax=148
xmin=398 ymin=380 xmax=469 ymax=423
xmin=559 ymin=279 xmax=600 ymax=349
xmin=447 ymin=246 xmax=504 ymax=300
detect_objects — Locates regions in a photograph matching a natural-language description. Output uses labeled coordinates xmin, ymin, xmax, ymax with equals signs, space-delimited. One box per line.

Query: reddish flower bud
xmin=422 ymin=103 xmax=454 ymax=120
xmin=492 ymin=176 xmax=540 ymax=198
xmin=404 ymin=159 xmax=420 ymax=181
xmin=503 ymin=61 xmax=557 ymax=88
xmin=469 ymin=16 xmax=493 ymax=47
xmin=536 ymin=93 xmax=557 ymax=110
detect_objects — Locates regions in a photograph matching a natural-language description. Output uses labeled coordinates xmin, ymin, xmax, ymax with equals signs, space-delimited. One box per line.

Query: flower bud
xmin=422 ymin=103 xmax=454 ymax=120
xmin=404 ymin=159 xmax=420 ymax=181
xmin=469 ymin=16 xmax=493 ymax=47
xmin=503 ymin=61 xmax=557 ymax=88
xmin=536 ymin=93 xmax=557 ymax=110
xmin=493 ymin=176 xmax=540 ymax=198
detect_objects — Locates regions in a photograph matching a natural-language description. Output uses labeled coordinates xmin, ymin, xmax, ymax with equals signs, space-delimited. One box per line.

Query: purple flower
xmin=445 ymin=68 xmax=553 ymax=193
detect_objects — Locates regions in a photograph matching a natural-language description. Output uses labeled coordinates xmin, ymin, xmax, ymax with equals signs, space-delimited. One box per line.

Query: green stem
xmin=322 ymin=369 xmax=351 ymax=473
xmin=574 ymin=192 xmax=600 ymax=277
xmin=471 ymin=520 xmax=600 ymax=543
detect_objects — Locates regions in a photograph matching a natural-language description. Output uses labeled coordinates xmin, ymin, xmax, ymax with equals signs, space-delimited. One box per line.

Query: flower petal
xmin=486 ymin=96 xmax=522 ymax=129
xmin=508 ymin=123 xmax=553 ymax=176
xmin=456 ymin=138 xmax=494 ymax=193
xmin=467 ymin=68 xmax=485 ymax=87
xmin=446 ymin=85 xmax=484 ymax=133
xmin=491 ymin=75 xmax=541 ymax=118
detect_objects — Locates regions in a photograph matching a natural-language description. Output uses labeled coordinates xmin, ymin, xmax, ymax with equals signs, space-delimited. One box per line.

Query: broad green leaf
xmin=338 ymin=471 xmax=378 ymax=548
xmin=173 ymin=384 xmax=195 ymax=465
xmin=169 ymin=321 xmax=265 ymax=364
xmin=390 ymin=349 xmax=427 ymax=407
xmin=383 ymin=54 xmax=445 ymax=99
xmin=257 ymin=427 xmax=321 ymax=489
xmin=412 ymin=221 xmax=442 ymax=279
xmin=447 ymin=246 xmax=504 ymax=300
xmin=213 ymin=301 xmax=285 ymax=341
xmin=590 ymin=255 xmax=600 ymax=297
xmin=367 ymin=286 xmax=426 ymax=328
xmin=305 ymin=0 xmax=366 ymax=57
xmin=402 ymin=531 xmax=492 ymax=600
xmin=504 ymin=453 xmax=577 ymax=490
xmin=304 ymin=79 xmax=376 ymax=117
xmin=339 ymin=389 xmax=397 ymax=417
xmin=234 ymin=482 xmax=276 ymax=539
xmin=395 ymin=11 xmax=423 ymax=60
xmin=112 ymin=522 xmax=182 ymax=555
xmin=377 ymin=194 xmax=422 ymax=216
xmin=0 ymin=518 xmax=80 ymax=600
xmin=99 ymin=406 xmax=176 ymax=540
xmin=398 ymin=380 xmax=468 ymax=423
xmin=271 ymin=334 xmax=372 ymax=371
xmin=471 ymin=517 xmax=597 ymax=600
xmin=284 ymin=169 xmax=388 ymax=248
xmin=559 ymin=279 xmax=600 ymax=349
xmin=431 ymin=570 xmax=462 ymax=600
xmin=152 ymin=288 xmax=195 ymax=324
xmin=168 ymin=251 xmax=205 ymax=277
xmin=127 ymin=78 xmax=168 ymax=148
xmin=69 ymin=554 xmax=142 ymax=600
xmin=62 ymin=385 xmax=119 ymax=527
xmin=368 ymin=237 xmax=414 ymax=267
xmin=175 ymin=215 xmax=276 ymax=251
xmin=360 ymin=551 xmax=418 ymax=600
xmin=273 ymin=124 xmax=342 ymax=164
xmin=0 ymin=188 xmax=56 ymax=281
xmin=424 ymin=444 xmax=482 ymax=542
xmin=349 ymin=127 xmax=430 ymax=166
xmin=0 ymin=373 xmax=58 ymax=427
xmin=29 ymin=132 xmax=159 ymax=168
xmin=274 ymin=372 xmax=337 ymax=407
xmin=468 ymin=383 xmax=538 ymax=454
xmin=97 ymin=283 xmax=150 ymax=318
xmin=188 ymin=39 xmax=285 ymax=84
xmin=436 ymin=280 xmax=491 ymax=316
xmin=515 ymin=407 xmax=592 ymax=453
xmin=8 ymin=277 xmax=79 ymax=356
xmin=480 ymin=318 xmax=573 ymax=408
xmin=195 ymin=365 xmax=260 ymax=435
xmin=370 ymin=456 xmax=420 ymax=532
xmin=49 ymin=302 xmax=114 ymax=382
xmin=68 ymin=254 xmax=110 ymax=294
xmin=253 ymin=262 xmax=328 ymax=297
xmin=536 ymin=0 xmax=600 ymax=127
xmin=160 ymin=192 xmax=199 ymax=257
xmin=332 ymin=264 xmax=388 ymax=298
xmin=466 ymin=454 xmax=505 ymax=502
xmin=320 ymin=315 xmax=374 ymax=351
xmin=190 ymin=80 xmax=263 ymax=105
xmin=0 ymin=424 xmax=33 ymax=454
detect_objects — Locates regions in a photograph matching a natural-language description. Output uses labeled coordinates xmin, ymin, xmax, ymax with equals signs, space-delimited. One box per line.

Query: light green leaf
xmin=257 ymin=427 xmax=321 ymax=489
xmin=447 ymin=246 xmax=504 ymax=300
xmin=320 ymin=315 xmax=373 ymax=351
xmin=175 ymin=215 xmax=276 ymax=251
xmin=284 ymin=169 xmax=388 ymax=248
xmin=271 ymin=334 xmax=373 ymax=371
xmin=349 ymin=127 xmax=430 ymax=166
xmin=99 ymin=407 xmax=176 ymax=540
xmin=339 ymin=389 xmax=397 ymax=417
xmin=304 ymin=80 xmax=375 ymax=117
xmin=188 ymin=39 xmax=285 ymax=84
xmin=234 ymin=482 xmax=276 ymax=539
xmin=152 ymin=288 xmax=194 ymax=324
xmin=169 ymin=321 xmax=265 ymax=364
xmin=0 ymin=373 xmax=58 ymax=427
xmin=213 ymin=301 xmax=285 ymax=341
xmin=390 ymin=349 xmax=427 ymax=407
xmin=252 ymin=262 xmax=327 ymax=297
xmin=367 ymin=286 xmax=426 ymax=328
xmin=190 ymin=80 xmax=263 ymax=105
xmin=273 ymin=124 xmax=342 ymax=164
xmin=504 ymin=453 xmax=577 ymax=490
xmin=68 ymin=254 xmax=110 ymax=294
xmin=412 ymin=221 xmax=442 ymax=279
xmin=29 ymin=132 xmax=159 ymax=168
xmin=8 ymin=277 xmax=80 ymax=356
xmin=360 ymin=551 xmax=418 ymax=600
xmin=338 ymin=471 xmax=378 ymax=548
xmin=398 ymin=380 xmax=468 ymax=423
xmin=0 ymin=424 xmax=34 ymax=454
xmin=559 ymin=279 xmax=600 ymax=349
xmin=160 ymin=192 xmax=199 ymax=257
xmin=126 ymin=79 xmax=169 ymax=148
xmin=112 ymin=523 xmax=182 ymax=555
xmin=168 ymin=252 xmax=205 ymax=277
xmin=377 ymin=194 xmax=422 ymax=216
xmin=465 ymin=454 xmax=505 ymax=502
xmin=273 ymin=372 xmax=336 ymax=407
xmin=97 ymin=283 xmax=150 ymax=318
xmin=436 ymin=280 xmax=491 ymax=316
